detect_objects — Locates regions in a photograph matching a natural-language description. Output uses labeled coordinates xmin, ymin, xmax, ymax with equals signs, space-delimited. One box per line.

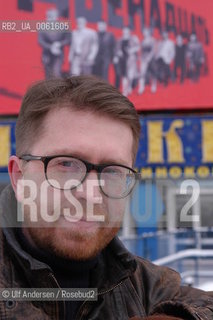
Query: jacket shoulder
xmin=0 ymin=227 xmax=14 ymax=288
xmin=129 ymin=255 xmax=181 ymax=311
xmin=130 ymin=255 xmax=213 ymax=319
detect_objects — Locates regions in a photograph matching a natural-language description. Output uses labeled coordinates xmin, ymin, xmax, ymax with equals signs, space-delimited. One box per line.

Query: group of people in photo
xmin=38 ymin=8 xmax=207 ymax=96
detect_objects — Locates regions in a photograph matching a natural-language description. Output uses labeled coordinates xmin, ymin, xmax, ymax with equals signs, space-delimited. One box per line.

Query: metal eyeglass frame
xmin=19 ymin=154 xmax=137 ymax=199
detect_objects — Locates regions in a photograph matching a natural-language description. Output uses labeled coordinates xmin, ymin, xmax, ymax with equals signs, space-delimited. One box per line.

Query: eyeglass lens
xmin=46 ymin=157 xmax=135 ymax=198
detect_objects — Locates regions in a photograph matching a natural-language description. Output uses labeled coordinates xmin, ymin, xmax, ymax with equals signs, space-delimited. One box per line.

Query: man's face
xmin=162 ymin=31 xmax=168 ymax=40
xmin=17 ymin=107 xmax=133 ymax=260
xmin=77 ymin=17 xmax=86 ymax=30
xmin=176 ymin=35 xmax=183 ymax=46
xmin=46 ymin=9 xmax=59 ymax=22
xmin=143 ymin=28 xmax=151 ymax=38
xmin=190 ymin=34 xmax=197 ymax=43
xmin=122 ymin=28 xmax=131 ymax=40
xmin=97 ymin=21 xmax=107 ymax=32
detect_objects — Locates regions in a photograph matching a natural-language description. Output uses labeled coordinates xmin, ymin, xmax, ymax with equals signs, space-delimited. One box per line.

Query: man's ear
xmin=8 ymin=155 xmax=24 ymax=201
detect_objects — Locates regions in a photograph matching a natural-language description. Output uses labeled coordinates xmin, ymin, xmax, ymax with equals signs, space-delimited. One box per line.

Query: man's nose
xmin=74 ymin=170 xmax=103 ymax=201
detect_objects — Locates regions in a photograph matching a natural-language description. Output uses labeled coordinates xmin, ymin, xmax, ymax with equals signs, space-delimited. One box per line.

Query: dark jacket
xmin=0 ymin=185 xmax=213 ymax=319
xmin=96 ymin=31 xmax=115 ymax=62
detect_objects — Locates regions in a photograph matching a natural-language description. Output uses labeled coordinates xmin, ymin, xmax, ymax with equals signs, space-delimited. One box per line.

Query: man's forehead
xmin=43 ymin=106 xmax=128 ymax=130
xmin=31 ymin=107 xmax=134 ymax=166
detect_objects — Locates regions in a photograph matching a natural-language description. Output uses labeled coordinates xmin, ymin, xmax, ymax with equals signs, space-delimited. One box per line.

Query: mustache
xmin=50 ymin=198 xmax=109 ymax=223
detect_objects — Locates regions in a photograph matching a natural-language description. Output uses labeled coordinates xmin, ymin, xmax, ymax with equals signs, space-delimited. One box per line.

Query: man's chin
xmin=27 ymin=225 xmax=119 ymax=260
xmin=51 ymin=227 xmax=112 ymax=260
xmin=42 ymin=227 xmax=100 ymax=259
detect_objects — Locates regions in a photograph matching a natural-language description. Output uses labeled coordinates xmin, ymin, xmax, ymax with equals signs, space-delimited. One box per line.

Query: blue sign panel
xmin=135 ymin=115 xmax=213 ymax=179
xmin=0 ymin=121 xmax=16 ymax=171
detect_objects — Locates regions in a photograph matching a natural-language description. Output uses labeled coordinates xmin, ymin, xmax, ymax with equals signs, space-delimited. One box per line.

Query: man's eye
xmin=105 ymin=168 xmax=117 ymax=174
xmin=60 ymin=161 xmax=73 ymax=167
xmin=105 ymin=168 xmax=123 ymax=177
xmin=109 ymin=169 xmax=121 ymax=175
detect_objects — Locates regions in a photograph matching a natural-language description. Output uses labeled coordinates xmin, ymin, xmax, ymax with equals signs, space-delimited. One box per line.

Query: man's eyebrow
xmin=45 ymin=149 xmax=130 ymax=167
xmin=98 ymin=158 xmax=130 ymax=166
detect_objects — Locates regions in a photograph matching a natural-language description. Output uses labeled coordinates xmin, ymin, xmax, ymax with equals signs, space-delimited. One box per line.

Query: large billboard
xmin=0 ymin=0 xmax=213 ymax=114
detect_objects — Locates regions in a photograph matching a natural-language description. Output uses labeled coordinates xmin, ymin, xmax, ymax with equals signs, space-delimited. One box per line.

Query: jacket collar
xmin=0 ymin=184 xmax=137 ymax=289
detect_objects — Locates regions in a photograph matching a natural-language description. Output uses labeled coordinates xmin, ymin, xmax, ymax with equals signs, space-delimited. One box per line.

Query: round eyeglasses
xmin=19 ymin=155 xmax=137 ymax=199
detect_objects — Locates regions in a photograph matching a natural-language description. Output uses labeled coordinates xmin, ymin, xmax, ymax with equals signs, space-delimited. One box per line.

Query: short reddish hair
xmin=16 ymin=76 xmax=140 ymax=163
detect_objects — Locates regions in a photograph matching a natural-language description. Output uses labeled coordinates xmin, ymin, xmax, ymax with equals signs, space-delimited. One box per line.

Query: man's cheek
xmin=104 ymin=198 xmax=126 ymax=227
xmin=20 ymin=180 xmax=62 ymax=225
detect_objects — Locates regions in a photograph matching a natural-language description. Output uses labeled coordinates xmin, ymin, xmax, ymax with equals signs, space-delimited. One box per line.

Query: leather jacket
xmin=0 ymin=185 xmax=213 ymax=319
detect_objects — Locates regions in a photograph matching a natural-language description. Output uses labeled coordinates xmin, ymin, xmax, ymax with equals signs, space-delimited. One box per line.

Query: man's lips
xmin=73 ymin=219 xmax=99 ymax=228
xmin=58 ymin=215 xmax=101 ymax=229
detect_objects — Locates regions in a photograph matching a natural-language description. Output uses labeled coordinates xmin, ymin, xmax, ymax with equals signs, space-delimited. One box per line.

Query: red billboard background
xmin=0 ymin=0 xmax=213 ymax=114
